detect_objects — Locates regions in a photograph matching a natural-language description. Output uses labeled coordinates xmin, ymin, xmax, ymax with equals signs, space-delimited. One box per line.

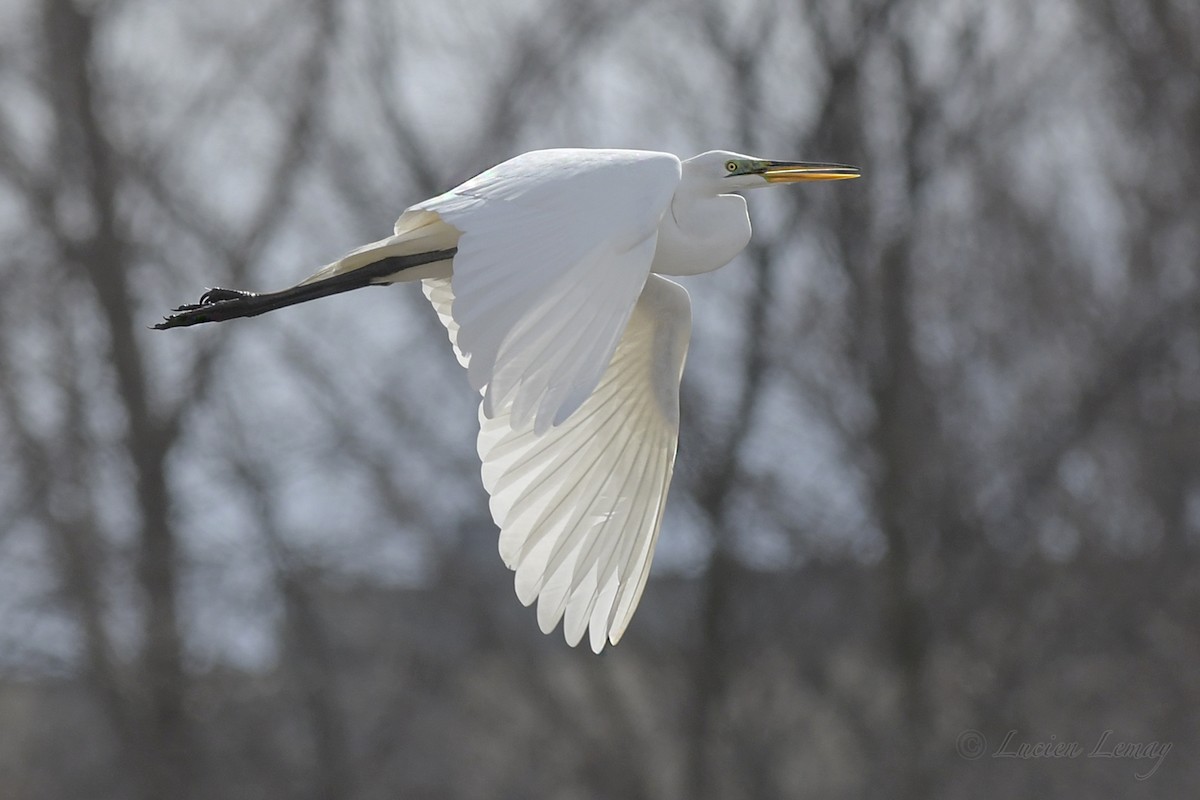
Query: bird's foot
xmin=197 ymin=287 xmax=256 ymax=306
xmin=153 ymin=287 xmax=260 ymax=329
xmin=172 ymin=286 xmax=259 ymax=311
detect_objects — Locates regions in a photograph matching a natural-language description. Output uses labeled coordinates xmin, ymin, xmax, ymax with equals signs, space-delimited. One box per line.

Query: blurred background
xmin=1 ymin=0 xmax=1197 ymax=797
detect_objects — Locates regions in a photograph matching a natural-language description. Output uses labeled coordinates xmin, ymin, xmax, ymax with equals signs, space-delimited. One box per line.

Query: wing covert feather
xmin=415 ymin=149 xmax=681 ymax=434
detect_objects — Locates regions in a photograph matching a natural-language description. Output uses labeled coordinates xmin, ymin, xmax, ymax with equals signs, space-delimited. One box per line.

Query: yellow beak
xmin=761 ymin=161 xmax=861 ymax=182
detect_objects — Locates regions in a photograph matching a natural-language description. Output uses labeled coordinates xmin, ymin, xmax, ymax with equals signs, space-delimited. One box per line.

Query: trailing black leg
xmin=153 ymin=248 xmax=457 ymax=330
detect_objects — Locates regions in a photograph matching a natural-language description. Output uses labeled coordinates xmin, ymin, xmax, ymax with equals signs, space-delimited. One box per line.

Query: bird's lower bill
xmin=763 ymin=164 xmax=861 ymax=182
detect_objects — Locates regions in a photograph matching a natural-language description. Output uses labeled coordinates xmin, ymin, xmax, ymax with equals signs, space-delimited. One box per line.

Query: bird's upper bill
xmin=760 ymin=161 xmax=861 ymax=182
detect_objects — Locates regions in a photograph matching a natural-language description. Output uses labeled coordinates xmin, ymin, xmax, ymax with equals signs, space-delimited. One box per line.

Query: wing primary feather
xmin=486 ymin=377 xmax=632 ymax=495
xmin=533 ymin=394 xmax=654 ymax=631
xmin=557 ymin=398 xmax=659 ymax=647
xmin=607 ymin=439 xmax=671 ymax=644
xmin=513 ymin=400 xmax=646 ymax=600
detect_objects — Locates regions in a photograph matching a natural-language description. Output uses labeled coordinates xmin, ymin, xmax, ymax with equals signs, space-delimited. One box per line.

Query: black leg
xmin=153 ymin=248 xmax=457 ymax=330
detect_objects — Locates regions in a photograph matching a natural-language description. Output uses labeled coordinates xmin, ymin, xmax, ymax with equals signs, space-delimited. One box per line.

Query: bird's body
xmin=157 ymin=148 xmax=858 ymax=652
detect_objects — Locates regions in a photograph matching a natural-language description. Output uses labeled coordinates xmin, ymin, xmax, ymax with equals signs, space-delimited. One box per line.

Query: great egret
xmin=157 ymin=148 xmax=859 ymax=652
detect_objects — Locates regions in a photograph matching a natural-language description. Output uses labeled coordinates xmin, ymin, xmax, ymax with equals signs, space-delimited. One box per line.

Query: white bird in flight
xmin=158 ymin=148 xmax=859 ymax=652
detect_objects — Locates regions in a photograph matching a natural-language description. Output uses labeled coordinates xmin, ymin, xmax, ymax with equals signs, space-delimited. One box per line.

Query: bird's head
xmin=683 ymin=150 xmax=860 ymax=194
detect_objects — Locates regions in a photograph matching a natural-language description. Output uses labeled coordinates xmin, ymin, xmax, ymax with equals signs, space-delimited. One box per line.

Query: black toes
xmin=199 ymin=287 xmax=256 ymax=304
xmin=154 ymin=286 xmax=260 ymax=329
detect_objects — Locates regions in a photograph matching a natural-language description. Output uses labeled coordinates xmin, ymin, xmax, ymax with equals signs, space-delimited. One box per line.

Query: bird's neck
xmin=650 ymin=192 xmax=751 ymax=276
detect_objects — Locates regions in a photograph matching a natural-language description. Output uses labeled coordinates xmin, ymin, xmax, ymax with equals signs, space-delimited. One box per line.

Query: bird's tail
xmin=154 ymin=211 xmax=459 ymax=330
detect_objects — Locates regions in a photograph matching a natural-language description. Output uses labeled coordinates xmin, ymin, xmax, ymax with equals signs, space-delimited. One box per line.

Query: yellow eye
xmin=725 ymin=161 xmax=738 ymax=173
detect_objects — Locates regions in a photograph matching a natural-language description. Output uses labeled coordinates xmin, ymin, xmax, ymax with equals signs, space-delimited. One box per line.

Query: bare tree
xmin=1 ymin=0 xmax=1196 ymax=798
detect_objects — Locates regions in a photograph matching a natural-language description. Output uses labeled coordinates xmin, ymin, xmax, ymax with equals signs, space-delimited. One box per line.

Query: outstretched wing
xmin=415 ymin=149 xmax=681 ymax=434
xmin=423 ymin=274 xmax=692 ymax=652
